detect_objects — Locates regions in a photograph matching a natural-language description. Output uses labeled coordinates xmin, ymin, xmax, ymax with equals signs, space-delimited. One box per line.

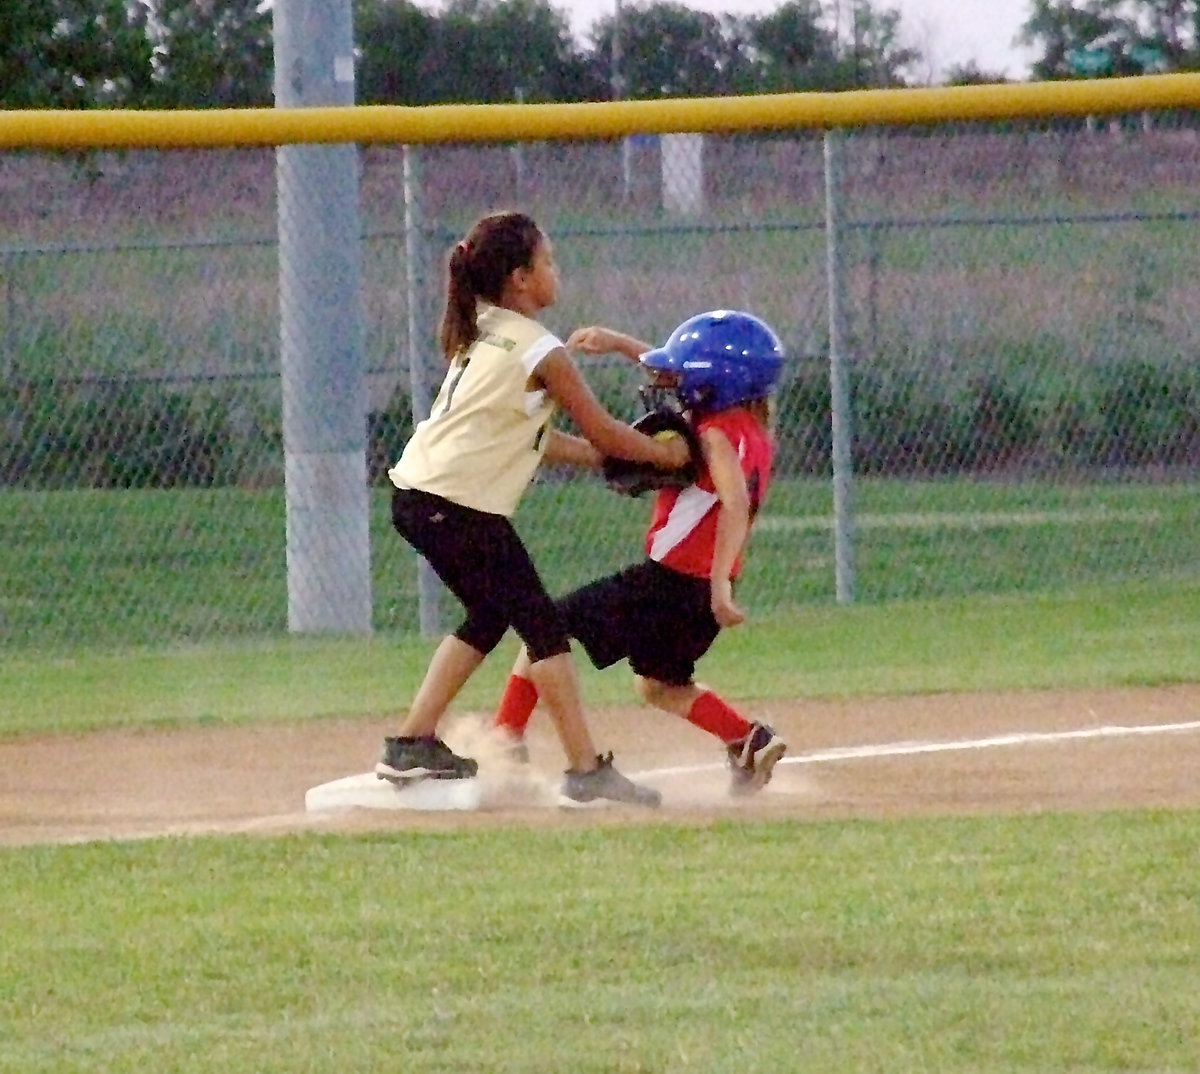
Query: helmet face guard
xmin=636 ymin=364 xmax=684 ymax=414
xmin=639 ymin=310 xmax=785 ymax=414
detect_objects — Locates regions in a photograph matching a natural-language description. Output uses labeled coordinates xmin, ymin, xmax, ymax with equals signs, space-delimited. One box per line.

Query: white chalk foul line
xmin=645 ymin=720 xmax=1200 ymax=781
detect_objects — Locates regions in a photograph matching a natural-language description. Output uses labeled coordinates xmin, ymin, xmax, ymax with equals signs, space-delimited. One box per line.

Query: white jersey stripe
xmin=649 ymin=485 xmax=718 ymax=561
xmin=520 ymin=333 xmax=558 ymax=415
xmin=521 ymin=333 xmax=560 ymax=375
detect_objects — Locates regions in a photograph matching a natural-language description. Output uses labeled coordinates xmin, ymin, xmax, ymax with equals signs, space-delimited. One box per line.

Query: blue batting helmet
xmin=640 ymin=310 xmax=785 ymax=413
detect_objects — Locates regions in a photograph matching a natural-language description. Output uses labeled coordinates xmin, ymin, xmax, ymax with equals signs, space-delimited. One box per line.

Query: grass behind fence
xmin=7 ymin=208 xmax=1200 ymax=385
xmin=2 ymin=477 xmax=1198 ymax=650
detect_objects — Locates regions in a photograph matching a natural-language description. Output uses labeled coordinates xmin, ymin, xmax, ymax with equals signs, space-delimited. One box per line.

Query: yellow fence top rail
xmin=2 ymin=74 xmax=1198 ymax=149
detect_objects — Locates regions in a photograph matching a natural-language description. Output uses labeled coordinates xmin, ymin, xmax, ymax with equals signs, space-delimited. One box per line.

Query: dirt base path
xmin=3 ymin=685 xmax=1199 ymax=846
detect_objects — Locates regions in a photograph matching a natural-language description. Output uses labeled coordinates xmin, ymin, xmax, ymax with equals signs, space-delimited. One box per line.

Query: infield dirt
xmin=3 ymin=684 xmax=1199 ymax=847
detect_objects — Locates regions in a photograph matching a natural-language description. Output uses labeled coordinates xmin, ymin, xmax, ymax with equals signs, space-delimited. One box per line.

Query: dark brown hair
xmin=439 ymin=211 xmax=543 ymax=361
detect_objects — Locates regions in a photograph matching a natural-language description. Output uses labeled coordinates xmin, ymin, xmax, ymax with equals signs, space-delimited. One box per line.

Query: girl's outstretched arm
xmin=566 ymin=325 xmax=652 ymax=362
xmin=536 ymin=348 xmax=689 ymax=467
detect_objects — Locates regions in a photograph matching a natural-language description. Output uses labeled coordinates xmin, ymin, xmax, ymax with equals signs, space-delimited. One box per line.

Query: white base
xmin=305 ymin=772 xmax=483 ymax=813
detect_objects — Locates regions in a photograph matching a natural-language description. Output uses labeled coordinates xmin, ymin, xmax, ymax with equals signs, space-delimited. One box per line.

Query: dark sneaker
xmin=561 ymin=752 xmax=661 ymax=808
xmin=727 ymin=723 xmax=787 ymax=796
xmin=375 ymin=735 xmax=478 ymax=783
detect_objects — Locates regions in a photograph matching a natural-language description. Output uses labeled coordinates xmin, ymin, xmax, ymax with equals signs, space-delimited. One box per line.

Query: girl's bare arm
xmin=541 ymin=429 xmax=602 ymax=469
xmin=536 ymin=348 xmax=688 ymax=466
xmin=703 ymin=427 xmax=752 ymax=628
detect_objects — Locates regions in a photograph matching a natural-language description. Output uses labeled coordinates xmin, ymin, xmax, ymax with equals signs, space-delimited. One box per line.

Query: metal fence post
xmin=2 ymin=253 xmax=15 ymax=384
xmin=274 ymin=0 xmax=372 ymax=634
xmin=403 ymin=147 xmax=444 ymax=638
xmin=824 ymin=128 xmax=856 ymax=605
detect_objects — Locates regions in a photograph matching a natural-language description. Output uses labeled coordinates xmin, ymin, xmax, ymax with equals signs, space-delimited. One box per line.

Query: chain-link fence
xmin=2 ymin=109 xmax=1199 ymax=650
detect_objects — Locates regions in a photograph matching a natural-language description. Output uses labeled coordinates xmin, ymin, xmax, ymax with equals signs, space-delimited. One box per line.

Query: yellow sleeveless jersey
xmin=388 ymin=305 xmax=560 ymax=517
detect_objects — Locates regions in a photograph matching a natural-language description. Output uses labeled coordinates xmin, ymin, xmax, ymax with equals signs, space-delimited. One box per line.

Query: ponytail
xmin=438 ymin=212 xmax=543 ymax=361
xmin=440 ymin=241 xmax=478 ymax=361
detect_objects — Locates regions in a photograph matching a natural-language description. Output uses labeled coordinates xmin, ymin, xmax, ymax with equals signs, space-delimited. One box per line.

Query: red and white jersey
xmin=645 ymin=407 xmax=773 ymax=580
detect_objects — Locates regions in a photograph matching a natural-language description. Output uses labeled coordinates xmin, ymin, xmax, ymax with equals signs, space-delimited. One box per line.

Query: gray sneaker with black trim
xmin=375 ymin=735 xmax=478 ymax=782
xmin=727 ymin=723 xmax=787 ymax=796
xmin=561 ymin=752 xmax=662 ymax=808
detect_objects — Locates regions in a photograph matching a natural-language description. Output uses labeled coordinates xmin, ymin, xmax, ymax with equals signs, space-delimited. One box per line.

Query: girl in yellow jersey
xmin=375 ymin=211 xmax=686 ymax=806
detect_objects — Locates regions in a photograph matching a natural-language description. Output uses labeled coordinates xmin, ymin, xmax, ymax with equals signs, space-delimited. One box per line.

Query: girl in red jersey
xmin=492 ymin=310 xmax=789 ymax=795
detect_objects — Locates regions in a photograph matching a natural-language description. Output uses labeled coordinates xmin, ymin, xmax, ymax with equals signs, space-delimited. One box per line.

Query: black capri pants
xmin=390 ymin=486 xmax=571 ymax=662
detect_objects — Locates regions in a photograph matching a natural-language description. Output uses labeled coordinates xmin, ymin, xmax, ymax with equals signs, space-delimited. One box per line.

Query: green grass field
xmin=3 ymin=574 xmax=1200 ymax=1072
xmin=4 ymin=477 xmax=1199 ymax=650
xmin=3 ymin=812 xmax=1198 ymax=1074
xmin=3 ymin=576 xmax=1200 ymax=739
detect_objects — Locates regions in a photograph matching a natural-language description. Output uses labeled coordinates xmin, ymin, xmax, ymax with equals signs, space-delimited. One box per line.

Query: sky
xmin=561 ymin=0 xmax=1038 ymax=82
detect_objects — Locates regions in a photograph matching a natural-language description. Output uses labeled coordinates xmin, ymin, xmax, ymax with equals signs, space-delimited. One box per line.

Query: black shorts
xmin=390 ymin=486 xmax=570 ymax=661
xmin=559 ymin=559 xmax=719 ymax=687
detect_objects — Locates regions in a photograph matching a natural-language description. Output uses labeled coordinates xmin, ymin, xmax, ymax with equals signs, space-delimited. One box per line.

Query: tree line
xmin=3 ymin=0 xmax=1199 ymax=111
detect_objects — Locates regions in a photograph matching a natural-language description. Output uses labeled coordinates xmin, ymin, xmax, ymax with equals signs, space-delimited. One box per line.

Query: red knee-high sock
xmin=685 ymin=690 xmax=753 ymax=745
xmin=494 ymin=674 xmax=539 ymax=737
